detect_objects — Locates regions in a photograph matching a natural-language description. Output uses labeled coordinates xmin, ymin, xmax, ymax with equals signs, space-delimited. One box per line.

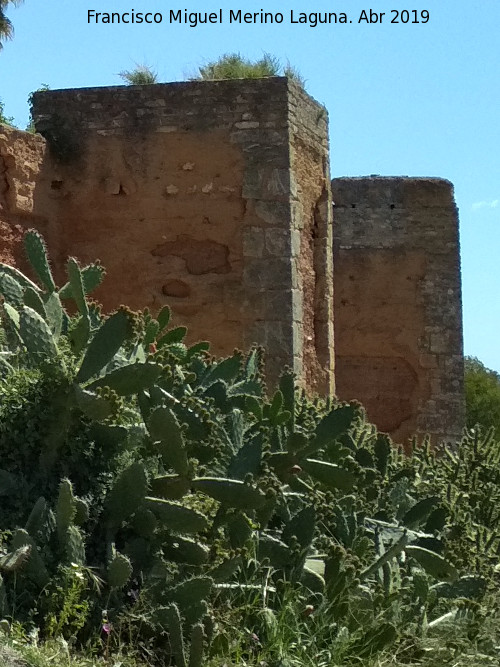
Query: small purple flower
xmin=102 ymin=622 xmax=112 ymax=635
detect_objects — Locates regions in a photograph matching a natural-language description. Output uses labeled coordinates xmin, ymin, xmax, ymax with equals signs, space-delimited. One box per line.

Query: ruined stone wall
xmin=332 ymin=177 xmax=464 ymax=445
xmin=28 ymin=78 xmax=334 ymax=386
xmin=0 ymin=126 xmax=53 ymax=268
xmin=1 ymin=86 xmax=466 ymax=441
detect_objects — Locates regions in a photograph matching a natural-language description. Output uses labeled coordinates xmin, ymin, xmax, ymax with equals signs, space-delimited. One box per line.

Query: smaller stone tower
xmin=332 ymin=177 xmax=464 ymax=445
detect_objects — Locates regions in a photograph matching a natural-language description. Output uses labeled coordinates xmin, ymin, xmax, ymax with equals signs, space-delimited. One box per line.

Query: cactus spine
xmin=163 ymin=604 xmax=187 ymax=667
xmin=24 ymin=229 xmax=56 ymax=293
xmin=189 ymin=623 xmax=205 ymax=667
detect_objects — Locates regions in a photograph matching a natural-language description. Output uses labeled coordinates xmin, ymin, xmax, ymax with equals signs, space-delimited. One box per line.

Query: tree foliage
xmin=464 ymin=355 xmax=500 ymax=436
xmin=0 ymin=0 xmax=22 ymax=50
xmin=0 ymin=98 xmax=14 ymax=126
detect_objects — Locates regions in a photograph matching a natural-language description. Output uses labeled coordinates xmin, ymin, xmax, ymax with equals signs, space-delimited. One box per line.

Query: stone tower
xmin=30 ymin=78 xmax=335 ymax=393
xmin=332 ymin=177 xmax=464 ymax=444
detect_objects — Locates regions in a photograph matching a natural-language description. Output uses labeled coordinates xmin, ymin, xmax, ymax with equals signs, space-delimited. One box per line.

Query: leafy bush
xmin=0 ymin=231 xmax=499 ymax=665
xmin=0 ymin=98 xmax=14 ymax=126
xmin=465 ymin=355 xmax=500 ymax=437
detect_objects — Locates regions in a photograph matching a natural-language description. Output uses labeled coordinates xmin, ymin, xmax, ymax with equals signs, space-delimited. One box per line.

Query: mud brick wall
xmin=28 ymin=78 xmax=334 ymax=388
xmin=332 ymin=177 xmax=464 ymax=445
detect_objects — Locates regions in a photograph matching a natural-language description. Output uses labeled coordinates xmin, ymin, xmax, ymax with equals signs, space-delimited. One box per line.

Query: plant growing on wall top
xmin=0 ymin=98 xmax=14 ymax=126
xmin=193 ymin=52 xmax=305 ymax=87
xmin=26 ymin=84 xmax=50 ymax=133
xmin=118 ymin=63 xmax=158 ymax=85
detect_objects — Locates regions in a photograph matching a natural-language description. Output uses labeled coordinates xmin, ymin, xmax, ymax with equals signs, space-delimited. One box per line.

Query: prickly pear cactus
xmin=106 ymin=462 xmax=148 ymax=532
xmin=19 ymin=306 xmax=59 ymax=360
xmin=24 ymin=229 xmax=56 ymax=293
xmin=0 ymin=230 xmax=496 ymax=666
xmin=56 ymin=479 xmax=76 ymax=546
xmin=108 ymin=550 xmax=133 ymax=589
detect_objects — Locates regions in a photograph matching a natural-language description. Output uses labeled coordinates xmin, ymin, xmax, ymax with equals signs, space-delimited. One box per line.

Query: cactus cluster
xmin=0 ymin=230 xmax=497 ymax=664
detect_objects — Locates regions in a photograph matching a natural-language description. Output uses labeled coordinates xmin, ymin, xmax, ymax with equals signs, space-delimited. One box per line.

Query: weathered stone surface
xmin=9 ymin=78 xmax=333 ymax=386
xmin=162 ymin=279 xmax=191 ymax=298
xmin=242 ymin=227 xmax=265 ymax=258
xmin=0 ymin=125 xmax=54 ymax=269
xmin=243 ymin=257 xmax=291 ymax=290
xmin=333 ymin=177 xmax=464 ymax=445
xmin=265 ymin=228 xmax=290 ymax=257
xmin=290 ymin=123 xmax=334 ymax=395
xmin=152 ymin=237 xmax=231 ymax=275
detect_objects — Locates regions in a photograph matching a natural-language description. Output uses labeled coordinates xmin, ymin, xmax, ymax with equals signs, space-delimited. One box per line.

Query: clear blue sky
xmin=1 ymin=0 xmax=499 ymax=369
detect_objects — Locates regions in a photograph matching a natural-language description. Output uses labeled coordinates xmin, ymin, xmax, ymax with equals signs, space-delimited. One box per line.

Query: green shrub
xmin=193 ymin=52 xmax=305 ymax=87
xmin=465 ymin=355 xmax=500 ymax=437
xmin=118 ymin=64 xmax=158 ymax=85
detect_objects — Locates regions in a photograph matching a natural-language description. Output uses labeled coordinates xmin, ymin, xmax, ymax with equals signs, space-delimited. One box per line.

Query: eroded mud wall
xmin=0 ymin=126 xmax=55 ymax=268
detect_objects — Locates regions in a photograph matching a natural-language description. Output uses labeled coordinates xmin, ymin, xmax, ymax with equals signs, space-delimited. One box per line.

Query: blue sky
xmin=1 ymin=0 xmax=499 ymax=369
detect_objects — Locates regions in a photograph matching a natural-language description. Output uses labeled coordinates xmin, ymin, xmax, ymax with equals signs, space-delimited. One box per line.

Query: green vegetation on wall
xmin=118 ymin=64 xmax=158 ymax=85
xmin=115 ymin=53 xmax=306 ymax=87
xmin=193 ymin=52 xmax=305 ymax=86
xmin=0 ymin=98 xmax=14 ymax=126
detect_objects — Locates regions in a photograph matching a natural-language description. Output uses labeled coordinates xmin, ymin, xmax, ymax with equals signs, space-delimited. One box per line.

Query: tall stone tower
xmin=29 ymin=78 xmax=335 ymax=393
